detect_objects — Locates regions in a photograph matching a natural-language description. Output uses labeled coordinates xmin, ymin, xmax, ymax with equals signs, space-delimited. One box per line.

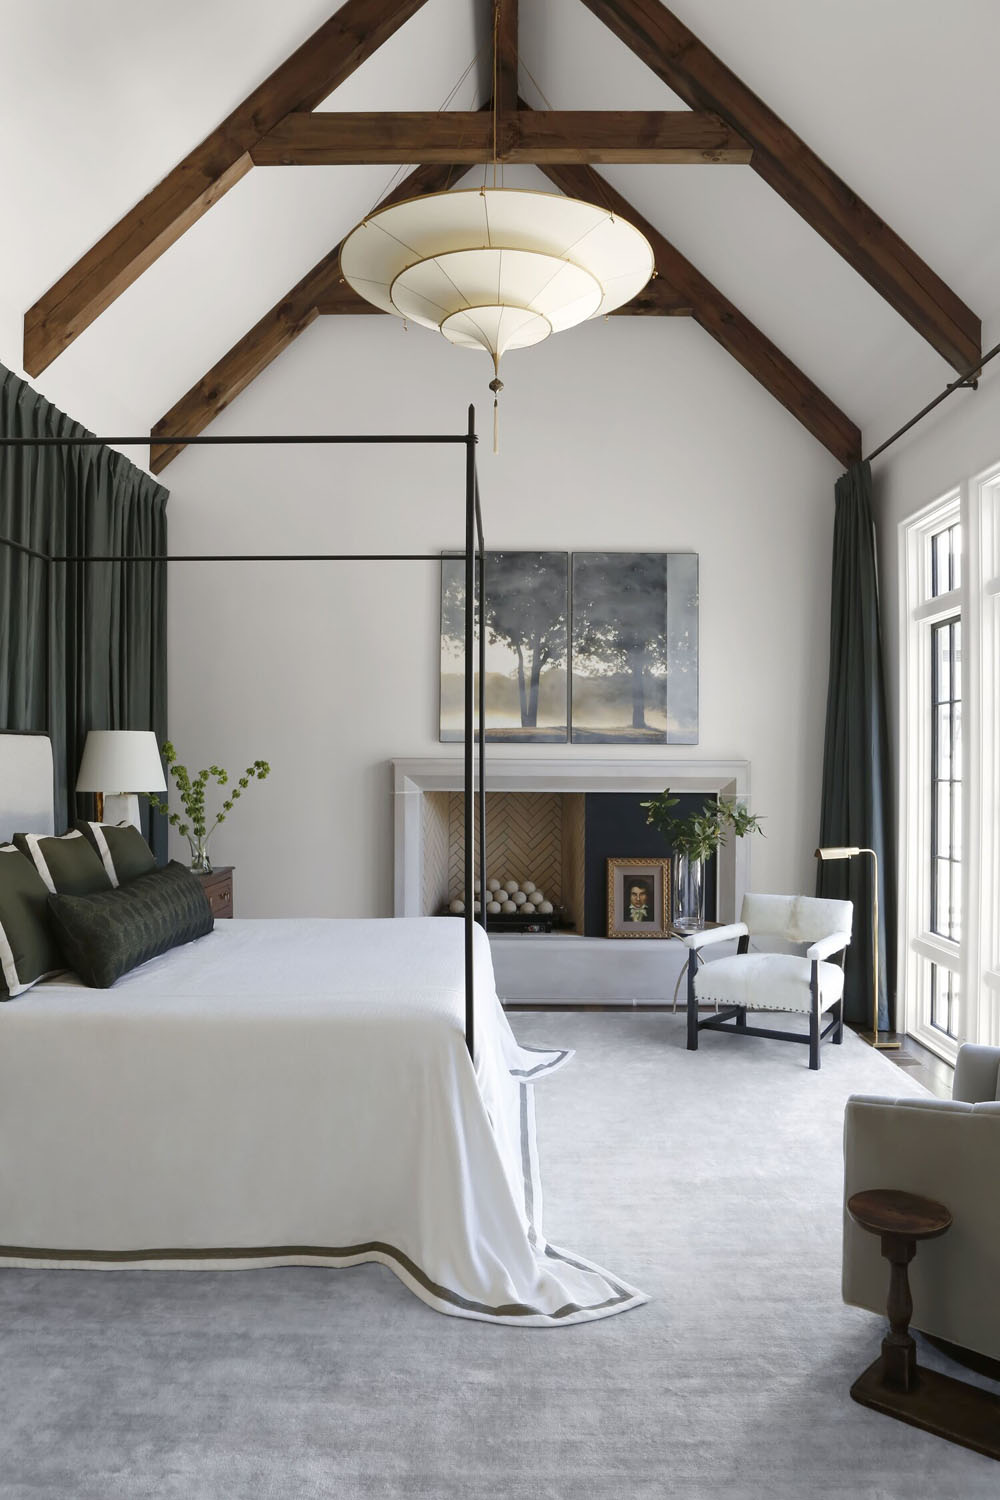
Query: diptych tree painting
xmin=571 ymin=553 xmax=698 ymax=744
xmin=440 ymin=551 xmax=698 ymax=744
xmin=440 ymin=553 xmax=569 ymax=741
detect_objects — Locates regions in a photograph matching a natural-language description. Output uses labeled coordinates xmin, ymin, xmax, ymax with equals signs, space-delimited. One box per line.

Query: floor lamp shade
xmin=76 ymin=731 xmax=166 ymax=829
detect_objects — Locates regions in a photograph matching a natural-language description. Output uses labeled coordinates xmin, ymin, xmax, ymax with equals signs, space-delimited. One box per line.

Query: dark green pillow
xmin=73 ymin=820 xmax=156 ymax=886
xmin=13 ymin=829 xmax=112 ymax=896
xmin=47 ymin=860 xmax=213 ymax=989
xmin=0 ymin=844 xmax=65 ymax=998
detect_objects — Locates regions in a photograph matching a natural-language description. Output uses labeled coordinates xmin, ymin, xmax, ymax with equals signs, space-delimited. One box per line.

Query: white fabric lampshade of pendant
xmin=340 ymin=188 xmax=655 ymax=369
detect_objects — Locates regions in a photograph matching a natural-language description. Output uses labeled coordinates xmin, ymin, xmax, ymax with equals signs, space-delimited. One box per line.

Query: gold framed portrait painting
xmin=606 ymin=857 xmax=671 ymax=938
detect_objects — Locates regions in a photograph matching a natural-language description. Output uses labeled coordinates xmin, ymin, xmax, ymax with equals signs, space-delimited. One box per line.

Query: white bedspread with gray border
xmin=0 ymin=917 xmax=646 ymax=1326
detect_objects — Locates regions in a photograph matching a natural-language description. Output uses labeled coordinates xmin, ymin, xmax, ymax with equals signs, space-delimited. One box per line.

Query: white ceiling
xmin=2 ymin=0 xmax=997 ymax=453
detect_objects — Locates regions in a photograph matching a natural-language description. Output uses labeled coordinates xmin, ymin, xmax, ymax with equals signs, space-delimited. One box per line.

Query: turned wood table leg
xmin=880 ymin=1231 xmax=918 ymax=1392
xmin=846 ymin=1189 xmax=1000 ymax=1461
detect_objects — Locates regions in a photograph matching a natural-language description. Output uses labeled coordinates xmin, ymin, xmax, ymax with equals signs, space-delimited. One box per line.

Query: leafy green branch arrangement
xmin=144 ymin=742 xmax=270 ymax=867
xmin=640 ymin=788 xmax=764 ymax=862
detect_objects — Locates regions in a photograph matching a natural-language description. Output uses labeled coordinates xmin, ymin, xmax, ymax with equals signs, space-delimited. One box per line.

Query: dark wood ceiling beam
xmin=24 ymin=0 xmax=432 ymax=376
xmin=148 ymin=160 xmax=456 ymax=474
xmin=542 ymin=159 xmax=861 ymax=466
xmin=250 ymin=109 xmax=752 ymax=164
xmin=577 ymin=0 xmax=981 ymax=372
xmin=494 ymin=0 xmax=519 ymax=123
xmin=609 ymin=282 xmax=691 ymax=315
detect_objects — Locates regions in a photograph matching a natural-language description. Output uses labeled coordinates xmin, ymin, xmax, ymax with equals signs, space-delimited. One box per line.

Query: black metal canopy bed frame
xmin=0 ymin=405 xmax=488 ymax=1058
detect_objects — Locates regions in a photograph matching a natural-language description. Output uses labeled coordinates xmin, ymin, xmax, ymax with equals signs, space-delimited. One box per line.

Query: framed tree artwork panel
xmin=571 ymin=552 xmax=699 ymax=744
xmin=440 ymin=552 xmax=569 ymax=742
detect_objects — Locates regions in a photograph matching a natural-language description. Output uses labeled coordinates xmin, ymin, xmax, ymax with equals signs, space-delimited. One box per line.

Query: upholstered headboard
xmin=0 ymin=732 xmax=55 ymax=840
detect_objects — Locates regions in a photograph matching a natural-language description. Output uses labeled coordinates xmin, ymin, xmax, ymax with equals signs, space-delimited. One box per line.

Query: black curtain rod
xmin=0 ymin=433 xmax=474 ymax=447
xmin=865 ymin=336 xmax=1000 ymax=466
xmin=0 ymin=535 xmax=453 ymax=563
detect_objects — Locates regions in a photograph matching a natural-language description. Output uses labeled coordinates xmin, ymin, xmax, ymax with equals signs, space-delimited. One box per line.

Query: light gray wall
xmin=163 ymin=313 xmax=840 ymax=917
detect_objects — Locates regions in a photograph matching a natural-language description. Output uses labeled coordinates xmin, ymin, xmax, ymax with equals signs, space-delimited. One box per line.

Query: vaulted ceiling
xmin=5 ymin=0 xmax=997 ymax=472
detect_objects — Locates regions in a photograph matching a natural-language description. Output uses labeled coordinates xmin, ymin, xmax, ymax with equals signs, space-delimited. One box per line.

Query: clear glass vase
xmin=187 ymin=832 xmax=215 ymax=874
xmin=672 ymin=852 xmax=705 ymax=932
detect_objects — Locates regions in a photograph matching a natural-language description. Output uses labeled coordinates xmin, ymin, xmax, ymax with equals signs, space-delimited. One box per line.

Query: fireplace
xmin=394 ymin=757 xmax=750 ymax=923
xmin=393 ymin=758 xmax=751 ymax=1004
xmin=416 ymin=787 xmax=720 ymax=934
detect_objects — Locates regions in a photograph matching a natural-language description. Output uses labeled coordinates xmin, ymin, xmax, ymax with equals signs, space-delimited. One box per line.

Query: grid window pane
xmin=931 ymin=522 xmax=962 ymax=596
xmin=930 ymin=963 xmax=960 ymax=1040
xmin=930 ymin=617 xmax=961 ymax=941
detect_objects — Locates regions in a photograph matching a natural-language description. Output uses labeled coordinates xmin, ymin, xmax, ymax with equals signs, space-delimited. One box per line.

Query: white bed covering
xmin=0 ymin=917 xmax=645 ymax=1326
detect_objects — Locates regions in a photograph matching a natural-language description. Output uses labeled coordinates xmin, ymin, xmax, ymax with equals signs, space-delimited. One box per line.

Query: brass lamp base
xmin=858 ymin=1029 xmax=902 ymax=1051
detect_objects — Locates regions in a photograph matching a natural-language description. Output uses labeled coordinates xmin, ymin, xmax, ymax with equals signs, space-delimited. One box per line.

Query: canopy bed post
xmin=463 ymin=405 xmax=478 ymax=1062
xmin=475 ymin=473 xmax=487 ymax=945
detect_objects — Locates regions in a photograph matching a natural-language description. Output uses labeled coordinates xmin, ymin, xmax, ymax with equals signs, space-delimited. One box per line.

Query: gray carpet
xmin=2 ymin=1013 xmax=996 ymax=1499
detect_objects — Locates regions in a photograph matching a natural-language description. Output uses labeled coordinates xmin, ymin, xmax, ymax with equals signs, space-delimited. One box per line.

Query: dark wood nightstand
xmin=197 ymin=866 xmax=234 ymax=919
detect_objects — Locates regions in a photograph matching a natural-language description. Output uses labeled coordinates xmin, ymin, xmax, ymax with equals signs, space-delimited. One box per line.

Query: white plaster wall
xmin=164 ymin=314 xmax=840 ymax=916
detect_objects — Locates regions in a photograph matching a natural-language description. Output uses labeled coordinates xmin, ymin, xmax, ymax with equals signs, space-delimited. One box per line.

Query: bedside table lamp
xmin=815 ymin=844 xmax=898 ymax=1051
xmin=76 ymin=731 xmax=166 ymax=830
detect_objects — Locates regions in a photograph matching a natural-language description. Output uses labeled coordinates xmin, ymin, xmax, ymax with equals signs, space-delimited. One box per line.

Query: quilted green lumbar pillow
xmin=47 ymin=860 xmax=213 ymax=989
xmin=0 ymin=844 xmax=65 ymax=998
xmin=73 ymin=820 xmax=156 ymax=887
xmin=14 ymin=829 xmax=113 ymax=896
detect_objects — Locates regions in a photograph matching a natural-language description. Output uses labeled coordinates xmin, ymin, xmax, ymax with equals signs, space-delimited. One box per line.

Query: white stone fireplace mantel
xmin=392 ymin=755 xmax=752 ymax=923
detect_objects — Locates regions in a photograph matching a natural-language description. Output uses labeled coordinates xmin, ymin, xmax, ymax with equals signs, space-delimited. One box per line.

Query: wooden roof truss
xmin=23 ymin=0 xmax=982 ymax=473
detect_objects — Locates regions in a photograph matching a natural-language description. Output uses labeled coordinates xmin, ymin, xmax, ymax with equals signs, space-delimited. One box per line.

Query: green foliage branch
xmin=640 ymin=788 xmax=764 ymax=862
xmin=143 ymin=741 xmax=270 ymax=842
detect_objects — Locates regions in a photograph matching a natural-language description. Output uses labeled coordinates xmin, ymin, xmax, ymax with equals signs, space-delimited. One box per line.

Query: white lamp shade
xmin=76 ymin=731 xmax=167 ymax=793
xmin=340 ymin=188 xmax=654 ymax=364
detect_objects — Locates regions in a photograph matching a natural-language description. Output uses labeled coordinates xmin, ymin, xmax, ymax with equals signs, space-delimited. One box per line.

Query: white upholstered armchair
xmin=843 ymin=1044 xmax=1000 ymax=1362
xmin=683 ymin=893 xmax=854 ymax=1070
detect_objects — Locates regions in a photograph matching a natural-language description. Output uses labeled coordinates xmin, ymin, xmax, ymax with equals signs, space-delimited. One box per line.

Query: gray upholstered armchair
xmin=683 ymin=893 xmax=854 ymax=1069
xmin=843 ymin=1044 xmax=1000 ymax=1361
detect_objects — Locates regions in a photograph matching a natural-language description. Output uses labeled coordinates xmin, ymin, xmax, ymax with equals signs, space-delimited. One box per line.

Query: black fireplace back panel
xmin=583 ymin=792 xmax=718 ymax=937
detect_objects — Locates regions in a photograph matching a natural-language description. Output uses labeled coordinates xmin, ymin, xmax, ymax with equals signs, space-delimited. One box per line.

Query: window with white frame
xmin=900 ymin=467 xmax=1000 ymax=1061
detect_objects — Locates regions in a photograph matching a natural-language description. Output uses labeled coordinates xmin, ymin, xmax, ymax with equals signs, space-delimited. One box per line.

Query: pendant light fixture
xmin=340 ymin=186 xmax=654 ymax=449
xmin=339 ymin=2 xmax=654 ymax=453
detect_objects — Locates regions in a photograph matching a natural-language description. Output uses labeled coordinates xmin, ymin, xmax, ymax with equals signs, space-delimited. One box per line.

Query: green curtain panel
xmin=817 ymin=461 xmax=896 ymax=1030
xmin=0 ymin=364 xmax=168 ymax=859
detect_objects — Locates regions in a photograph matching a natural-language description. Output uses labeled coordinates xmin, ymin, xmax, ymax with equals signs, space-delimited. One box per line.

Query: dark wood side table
xmin=848 ymin=1187 xmax=1000 ymax=1461
xmin=196 ymin=866 xmax=234 ymax=919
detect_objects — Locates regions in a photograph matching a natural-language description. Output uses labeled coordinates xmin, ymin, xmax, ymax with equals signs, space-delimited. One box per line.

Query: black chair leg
xmin=686 ymin=952 xmax=699 ymax=1051
xmin=808 ymin=960 xmax=821 ymax=1070
xmin=736 ymin=1008 xmax=747 ymax=1030
xmin=834 ymin=998 xmax=844 ymax=1044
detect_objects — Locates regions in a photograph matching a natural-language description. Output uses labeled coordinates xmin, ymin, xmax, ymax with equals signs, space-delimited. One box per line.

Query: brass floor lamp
xmin=815 ymin=845 xmax=899 ymax=1050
